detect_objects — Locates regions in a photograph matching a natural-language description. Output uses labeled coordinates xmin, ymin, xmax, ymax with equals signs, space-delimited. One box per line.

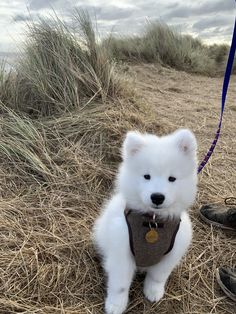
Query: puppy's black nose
xmin=151 ymin=193 xmax=165 ymax=206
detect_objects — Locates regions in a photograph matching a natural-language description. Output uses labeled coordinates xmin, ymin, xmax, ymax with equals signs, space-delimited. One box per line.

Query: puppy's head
xmin=117 ymin=129 xmax=198 ymax=216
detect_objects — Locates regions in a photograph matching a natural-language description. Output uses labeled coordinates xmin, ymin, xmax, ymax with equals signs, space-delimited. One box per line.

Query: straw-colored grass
xmin=106 ymin=22 xmax=231 ymax=76
xmin=0 ymin=97 xmax=164 ymax=314
xmin=0 ymin=12 xmax=235 ymax=314
xmin=0 ymin=11 xmax=125 ymax=117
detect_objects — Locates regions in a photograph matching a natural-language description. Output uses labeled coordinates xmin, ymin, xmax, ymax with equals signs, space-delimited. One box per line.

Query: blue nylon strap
xmin=198 ymin=16 xmax=236 ymax=174
xmin=221 ymin=17 xmax=236 ymax=116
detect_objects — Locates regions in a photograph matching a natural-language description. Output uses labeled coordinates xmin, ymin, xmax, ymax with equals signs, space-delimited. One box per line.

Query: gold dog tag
xmin=145 ymin=229 xmax=159 ymax=243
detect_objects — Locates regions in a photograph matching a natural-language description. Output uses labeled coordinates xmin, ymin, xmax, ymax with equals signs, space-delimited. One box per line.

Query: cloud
xmin=164 ymin=0 xmax=234 ymax=19
xmin=0 ymin=0 xmax=235 ymax=54
xmin=196 ymin=25 xmax=231 ymax=40
xmin=166 ymin=2 xmax=179 ymax=10
xmin=29 ymin=0 xmax=59 ymax=10
xmin=13 ymin=13 xmax=32 ymax=22
xmin=73 ymin=4 xmax=134 ymax=21
xmin=96 ymin=6 xmax=134 ymax=21
xmin=193 ymin=16 xmax=232 ymax=31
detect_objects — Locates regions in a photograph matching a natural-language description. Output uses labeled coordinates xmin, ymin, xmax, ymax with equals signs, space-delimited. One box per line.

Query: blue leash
xmin=198 ymin=16 xmax=236 ymax=173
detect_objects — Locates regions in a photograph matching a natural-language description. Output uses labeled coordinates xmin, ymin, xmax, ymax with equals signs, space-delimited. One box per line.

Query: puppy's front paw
xmin=144 ymin=277 xmax=165 ymax=303
xmin=105 ymin=295 xmax=128 ymax=314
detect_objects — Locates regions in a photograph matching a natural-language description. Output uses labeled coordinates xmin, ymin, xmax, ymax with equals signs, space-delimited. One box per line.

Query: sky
xmin=0 ymin=0 xmax=235 ymax=54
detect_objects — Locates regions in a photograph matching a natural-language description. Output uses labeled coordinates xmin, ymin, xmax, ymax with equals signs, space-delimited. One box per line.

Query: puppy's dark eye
xmin=168 ymin=176 xmax=176 ymax=182
xmin=144 ymin=174 xmax=151 ymax=180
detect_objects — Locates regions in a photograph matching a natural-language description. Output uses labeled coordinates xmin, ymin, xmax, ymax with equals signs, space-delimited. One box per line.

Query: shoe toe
xmin=218 ymin=267 xmax=236 ymax=293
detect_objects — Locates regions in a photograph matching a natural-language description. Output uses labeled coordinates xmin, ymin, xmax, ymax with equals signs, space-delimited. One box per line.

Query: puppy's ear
xmin=122 ymin=131 xmax=145 ymax=159
xmin=174 ymin=129 xmax=197 ymax=156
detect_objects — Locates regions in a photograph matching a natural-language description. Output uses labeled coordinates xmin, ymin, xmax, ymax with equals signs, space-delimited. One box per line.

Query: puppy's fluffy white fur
xmin=93 ymin=129 xmax=198 ymax=314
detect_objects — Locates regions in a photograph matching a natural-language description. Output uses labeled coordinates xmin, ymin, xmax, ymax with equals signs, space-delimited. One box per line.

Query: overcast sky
xmin=0 ymin=0 xmax=235 ymax=54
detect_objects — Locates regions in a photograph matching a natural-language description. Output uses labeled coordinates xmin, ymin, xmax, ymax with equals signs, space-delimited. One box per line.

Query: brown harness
xmin=124 ymin=209 xmax=181 ymax=267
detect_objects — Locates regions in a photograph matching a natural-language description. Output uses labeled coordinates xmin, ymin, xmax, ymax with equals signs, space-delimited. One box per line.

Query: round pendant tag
xmin=145 ymin=229 xmax=159 ymax=243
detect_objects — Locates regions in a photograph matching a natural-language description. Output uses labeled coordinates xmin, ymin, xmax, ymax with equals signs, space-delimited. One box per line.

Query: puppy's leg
xmin=102 ymin=215 xmax=136 ymax=314
xmin=105 ymin=252 xmax=135 ymax=314
xmin=144 ymin=213 xmax=192 ymax=302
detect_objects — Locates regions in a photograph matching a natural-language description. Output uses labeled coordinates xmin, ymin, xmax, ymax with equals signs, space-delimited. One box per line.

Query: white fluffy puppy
xmin=93 ymin=129 xmax=198 ymax=314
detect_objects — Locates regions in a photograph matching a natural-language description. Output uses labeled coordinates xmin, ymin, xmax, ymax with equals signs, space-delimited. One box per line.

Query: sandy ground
xmin=1 ymin=64 xmax=235 ymax=314
xmin=131 ymin=64 xmax=236 ymax=200
xmin=122 ymin=64 xmax=236 ymax=313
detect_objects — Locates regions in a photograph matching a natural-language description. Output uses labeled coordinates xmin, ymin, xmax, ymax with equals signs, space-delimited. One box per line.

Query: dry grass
xmin=0 ymin=99 xmax=164 ymax=314
xmin=0 ymin=11 xmax=125 ymax=117
xmin=0 ymin=12 xmax=236 ymax=314
xmin=106 ymin=22 xmax=231 ymax=76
